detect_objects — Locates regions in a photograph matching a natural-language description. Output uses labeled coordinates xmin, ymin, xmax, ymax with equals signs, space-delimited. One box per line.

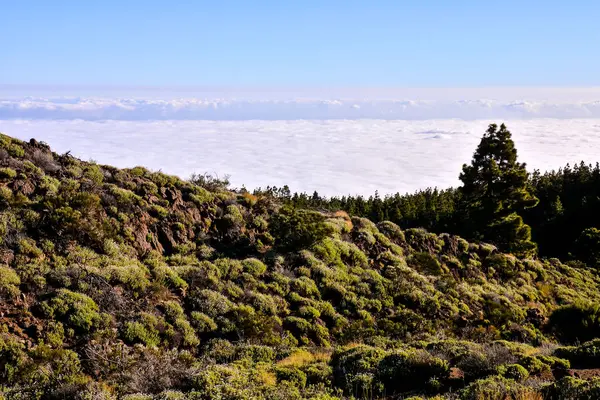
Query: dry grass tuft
xmin=277 ymin=349 xmax=331 ymax=367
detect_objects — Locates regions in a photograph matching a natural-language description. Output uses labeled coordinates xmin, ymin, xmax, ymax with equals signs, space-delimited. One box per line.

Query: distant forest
xmin=255 ymin=139 xmax=600 ymax=266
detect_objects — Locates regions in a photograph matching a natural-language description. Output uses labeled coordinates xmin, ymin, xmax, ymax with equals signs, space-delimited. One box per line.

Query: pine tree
xmin=458 ymin=123 xmax=539 ymax=257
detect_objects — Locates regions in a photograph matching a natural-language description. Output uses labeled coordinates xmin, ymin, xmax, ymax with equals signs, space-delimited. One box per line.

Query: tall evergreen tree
xmin=458 ymin=123 xmax=539 ymax=257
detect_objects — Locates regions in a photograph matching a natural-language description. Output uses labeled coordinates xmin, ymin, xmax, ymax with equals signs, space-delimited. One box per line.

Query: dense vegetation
xmin=259 ymin=135 xmax=600 ymax=264
xmin=2 ymin=126 xmax=600 ymax=399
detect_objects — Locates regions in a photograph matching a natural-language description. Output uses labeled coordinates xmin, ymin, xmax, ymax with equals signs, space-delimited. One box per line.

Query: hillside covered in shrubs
xmin=2 ymin=130 xmax=600 ymax=399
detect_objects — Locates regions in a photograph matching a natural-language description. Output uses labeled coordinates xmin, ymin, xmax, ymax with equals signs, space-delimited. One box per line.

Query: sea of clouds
xmin=1 ymin=87 xmax=599 ymax=196
xmin=2 ymin=96 xmax=600 ymax=120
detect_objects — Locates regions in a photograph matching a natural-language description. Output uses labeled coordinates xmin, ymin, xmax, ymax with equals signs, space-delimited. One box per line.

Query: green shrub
xmin=572 ymin=227 xmax=600 ymax=269
xmin=376 ymin=221 xmax=406 ymax=244
xmin=409 ymin=252 xmax=444 ymax=275
xmin=122 ymin=395 xmax=153 ymax=400
xmin=481 ymin=293 xmax=526 ymax=327
xmin=17 ymin=344 xmax=85 ymax=393
xmin=203 ymin=339 xmax=237 ymax=363
xmin=0 ymin=133 xmax=12 ymax=148
xmin=497 ymin=363 xmax=529 ymax=382
xmin=485 ymin=253 xmax=520 ymax=278
xmin=544 ymin=376 xmax=600 ymax=400
xmin=283 ymin=316 xmax=312 ymax=340
xmin=291 ymin=276 xmax=320 ymax=299
xmin=298 ymin=306 xmax=321 ymax=320
xmin=66 ymin=165 xmax=84 ymax=178
xmin=84 ymin=165 xmax=105 ymax=185
xmin=376 ymin=348 xmax=449 ymax=393
xmin=235 ymin=344 xmax=276 ymax=363
xmin=44 ymin=289 xmax=106 ymax=333
xmin=405 ymin=228 xmax=444 ymax=253
xmin=555 ymin=339 xmax=600 ymax=368
xmin=520 ymin=355 xmax=570 ymax=375
xmin=303 ymin=362 xmax=333 ymax=386
xmin=270 ymin=206 xmax=334 ymax=251
xmin=539 ymin=355 xmax=570 ymax=370
xmin=190 ymin=311 xmax=218 ymax=333
xmin=123 ymin=314 xmax=161 ymax=347
xmin=242 ymin=258 xmax=267 ymax=277
xmin=190 ymin=289 xmax=233 ymax=318
xmin=275 ymin=366 xmax=307 ymax=388
xmin=427 ymin=341 xmax=515 ymax=382
xmin=548 ymin=301 xmax=600 ymax=344
xmin=43 ymin=321 xmax=66 ymax=348
xmin=330 ymin=345 xmax=386 ymax=396
xmin=0 ymin=332 xmax=27 ymax=382
xmin=216 ymin=204 xmax=245 ymax=238
xmin=0 ymin=266 xmax=20 ymax=298
xmin=8 ymin=143 xmax=25 ymax=157
xmin=150 ymin=204 xmax=169 ymax=218
xmin=18 ymin=237 xmax=44 ymax=258
xmin=0 ymin=186 xmax=12 ymax=202
xmin=189 ymin=190 xmax=214 ymax=207
xmin=0 ymin=167 xmax=17 ymax=180
xmin=163 ymin=300 xmax=185 ymax=321
xmin=108 ymin=263 xmax=150 ymax=297
xmin=173 ymin=317 xmax=200 ymax=347
xmin=518 ymin=355 xmax=549 ymax=375
xmin=459 ymin=376 xmax=537 ymax=400
xmin=128 ymin=166 xmax=148 ymax=177
xmin=213 ymin=258 xmax=242 ymax=279
xmin=152 ymin=265 xmax=188 ymax=291
xmin=189 ymin=172 xmax=230 ymax=192
xmin=108 ymin=184 xmax=145 ymax=207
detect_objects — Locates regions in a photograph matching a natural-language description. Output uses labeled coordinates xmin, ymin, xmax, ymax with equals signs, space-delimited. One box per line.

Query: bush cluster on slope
xmin=0 ymin=132 xmax=600 ymax=399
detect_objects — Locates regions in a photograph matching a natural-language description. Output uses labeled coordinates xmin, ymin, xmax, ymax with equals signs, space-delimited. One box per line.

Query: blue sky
xmin=2 ymin=0 xmax=599 ymax=87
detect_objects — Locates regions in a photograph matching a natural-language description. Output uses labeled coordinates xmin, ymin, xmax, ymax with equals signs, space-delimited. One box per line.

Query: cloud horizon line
xmin=2 ymin=96 xmax=600 ymax=121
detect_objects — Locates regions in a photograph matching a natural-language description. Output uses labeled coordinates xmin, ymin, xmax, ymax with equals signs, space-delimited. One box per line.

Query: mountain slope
xmin=1 ymin=133 xmax=600 ymax=399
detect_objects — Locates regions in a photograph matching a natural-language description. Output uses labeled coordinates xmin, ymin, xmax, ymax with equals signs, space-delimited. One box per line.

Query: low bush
xmin=376 ymin=348 xmax=449 ymax=393
xmin=459 ymin=376 xmax=538 ymax=400
xmin=496 ymin=363 xmax=529 ymax=382
xmin=43 ymin=289 xmax=107 ymax=333
xmin=555 ymin=339 xmax=600 ymax=368
xmin=544 ymin=376 xmax=600 ymax=400
xmin=0 ymin=167 xmax=17 ymax=180
xmin=330 ymin=345 xmax=386 ymax=397
xmin=275 ymin=366 xmax=307 ymax=388
xmin=0 ymin=266 xmax=20 ymax=298
xmin=548 ymin=302 xmax=600 ymax=344
xmin=270 ymin=206 xmax=334 ymax=251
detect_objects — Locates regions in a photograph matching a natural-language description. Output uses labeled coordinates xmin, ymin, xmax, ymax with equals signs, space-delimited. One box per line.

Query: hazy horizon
xmin=3 ymin=1 xmax=600 ymax=196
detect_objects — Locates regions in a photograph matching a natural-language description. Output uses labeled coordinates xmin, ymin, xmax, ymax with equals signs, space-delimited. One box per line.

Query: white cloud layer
xmin=2 ymin=97 xmax=600 ymax=120
xmin=1 ymin=119 xmax=599 ymax=196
